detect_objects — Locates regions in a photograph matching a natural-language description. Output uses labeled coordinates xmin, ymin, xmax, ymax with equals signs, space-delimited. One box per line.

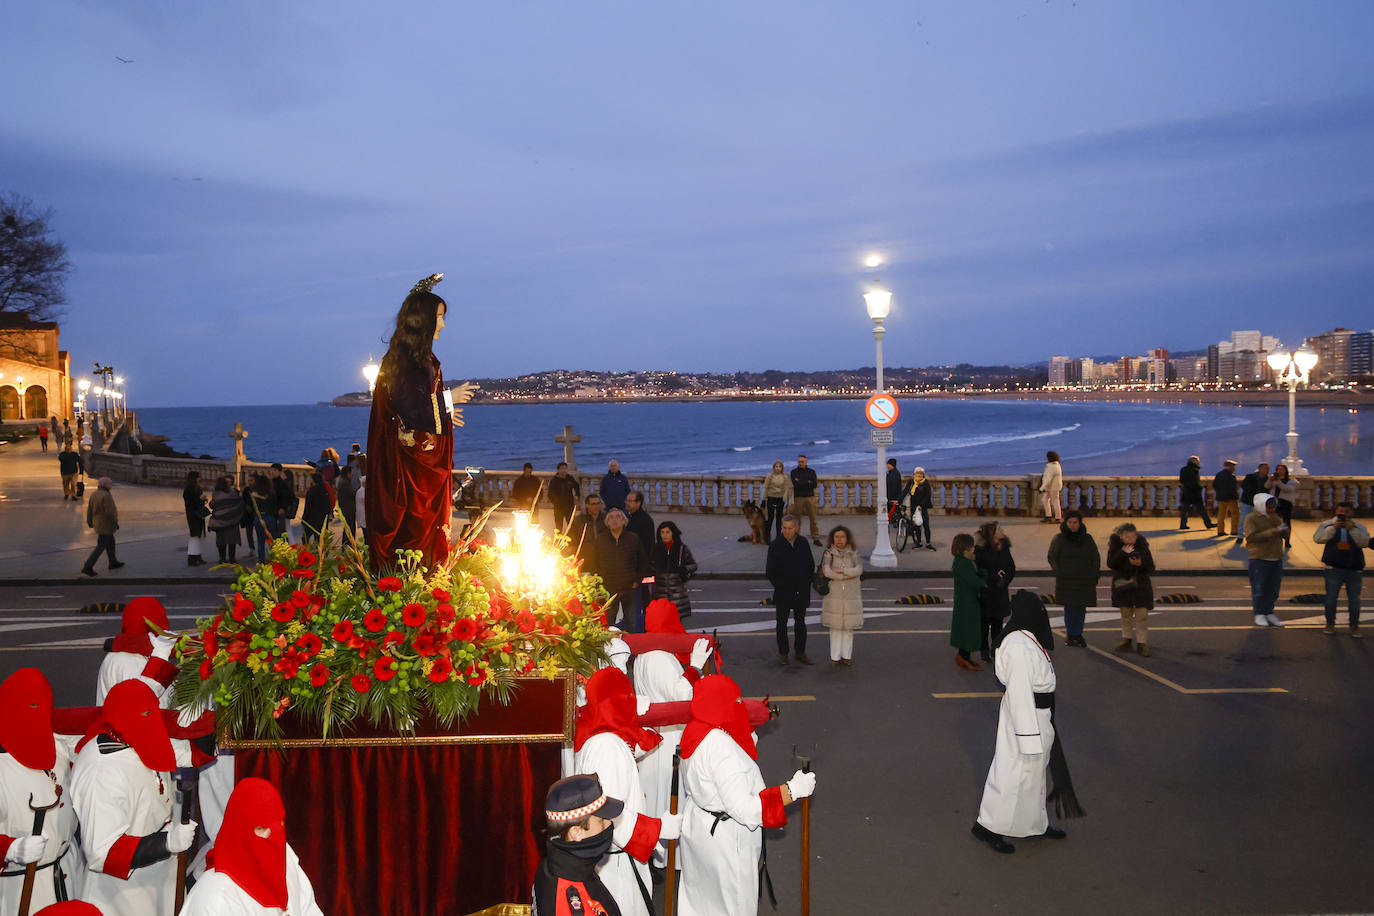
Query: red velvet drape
xmin=238 ymin=741 xmax=558 ymax=914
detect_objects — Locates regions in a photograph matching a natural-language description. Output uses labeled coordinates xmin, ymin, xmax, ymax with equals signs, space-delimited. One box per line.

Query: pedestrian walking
xmin=548 ymin=461 xmax=581 ymax=533
xmin=1266 ymin=464 xmax=1299 ymax=548
xmin=1039 ymin=451 xmax=1064 ymax=523
xmin=1106 ymin=523 xmax=1155 ymax=656
xmin=599 ymin=459 xmax=631 ymax=512
xmin=1244 ymin=494 xmax=1288 ymax=627
xmin=1047 ymin=509 xmax=1099 ymax=647
xmin=61 ymin=418 xmax=72 ymax=447
xmin=766 ymin=515 xmax=814 ymax=665
xmin=208 ymin=475 xmax=244 ymax=563
xmin=594 ymin=509 xmax=649 ymax=633
xmin=790 ymin=455 xmax=822 ymax=545
xmin=1238 ymin=461 xmax=1270 ymax=546
xmin=885 ymin=457 xmax=903 ymax=521
xmin=1314 ymin=501 xmax=1367 ymax=637
xmin=510 ymin=462 xmax=541 ymax=511
xmin=305 ymin=447 xmax=341 ymax=485
xmin=182 ymin=470 xmax=209 ymax=566
xmin=899 ymin=466 xmax=935 ymax=550
xmin=821 ymin=524 xmax=863 ymax=666
xmin=973 ymin=522 xmax=1015 ymax=664
xmin=951 ymin=533 xmax=988 ymax=670
xmin=650 ymin=519 xmax=697 ymax=618
xmin=1213 ymin=459 xmax=1241 ymax=538
xmin=245 ymin=473 xmax=276 ymax=562
xmin=80 ymin=478 xmax=123 ymax=576
xmin=38 ymin=424 xmax=49 ymax=451
xmin=762 ymin=460 xmax=793 ymax=542
xmin=301 ymin=472 xmax=333 ymax=543
xmin=270 ymin=463 xmax=298 ymax=541
xmin=335 ymin=463 xmax=358 ymax=538
xmin=1178 ymin=455 xmax=1214 ymax=530
xmin=58 ymin=442 xmax=84 ymax=500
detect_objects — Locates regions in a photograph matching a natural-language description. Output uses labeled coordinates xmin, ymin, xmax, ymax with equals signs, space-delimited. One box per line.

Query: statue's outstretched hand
xmin=451 ymin=382 xmax=478 ymax=405
xmin=451 ymin=408 xmax=466 ymax=428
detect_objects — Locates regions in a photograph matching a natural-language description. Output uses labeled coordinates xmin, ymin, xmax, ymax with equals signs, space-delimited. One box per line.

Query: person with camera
xmin=1313 ymin=501 xmax=1368 ymax=637
xmin=1244 ymin=494 xmax=1289 ymax=627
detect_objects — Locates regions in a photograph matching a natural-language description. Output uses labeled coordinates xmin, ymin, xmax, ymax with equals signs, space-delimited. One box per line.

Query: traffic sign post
xmin=865 ymin=394 xmax=899 ymax=428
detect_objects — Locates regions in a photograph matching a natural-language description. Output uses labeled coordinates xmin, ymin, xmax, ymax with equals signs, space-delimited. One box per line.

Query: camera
xmin=1335 ymin=514 xmax=1348 ymax=524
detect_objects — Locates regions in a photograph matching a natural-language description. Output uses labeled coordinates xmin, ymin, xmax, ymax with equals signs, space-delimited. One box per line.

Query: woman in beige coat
xmin=1039 ymin=450 xmax=1064 ymax=523
xmin=762 ymin=460 xmax=794 ymax=542
xmin=821 ymin=525 xmax=864 ymax=666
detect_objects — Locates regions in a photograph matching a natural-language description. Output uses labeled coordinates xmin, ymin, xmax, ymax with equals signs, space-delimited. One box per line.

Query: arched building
xmin=0 ymin=320 xmax=72 ymax=423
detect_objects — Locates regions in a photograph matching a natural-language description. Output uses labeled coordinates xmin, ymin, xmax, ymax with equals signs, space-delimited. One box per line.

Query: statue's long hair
xmin=381 ymin=290 xmax=445 ymax=381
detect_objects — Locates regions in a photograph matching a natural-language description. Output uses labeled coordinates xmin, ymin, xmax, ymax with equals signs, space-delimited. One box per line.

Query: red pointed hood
xmin=111 ymin=597 xmax=170 ymax=656
xmin=680 ymin=674 xmax=756 ymax=760
xmin=207 ymin=777 xmax=288 ymax=909
xmin=32 ymin=904 xmax=104 ymax=915
xmin=0 ymin=667 xmax=56 ymax=770
xmin=644 ymin=598 xmax=691 ymax=665
xmin=574 ymin=667 xmax=662 ymax=754
xmin=76 ymin=680 xmax=175 ymax=772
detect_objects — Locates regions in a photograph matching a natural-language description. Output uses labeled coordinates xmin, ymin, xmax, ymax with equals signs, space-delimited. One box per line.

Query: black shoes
xmin=972 ymin=823 xmax=1015 ymax=854
xmin=778 ymin=654 xmax=789 ymax=667
xmin=1042 ymin=826 xmax=1068 ymax=839
xmin=796 ymin=653 xmax=814 ymax=666
xmin=109 ymin=562 xmax=125 ymax=570
xmin=1064 ymin=635 xmax=1087 ymax=648
xmin=80 ymin=568 xmax=96 ymax=577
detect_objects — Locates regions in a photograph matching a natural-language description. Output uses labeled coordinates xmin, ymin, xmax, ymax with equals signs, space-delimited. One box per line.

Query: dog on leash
xmin=739 ymin=500 xmax=769 ymax=544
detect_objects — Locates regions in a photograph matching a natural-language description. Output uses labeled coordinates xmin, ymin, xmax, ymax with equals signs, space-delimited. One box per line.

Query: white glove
xmin=636 ymin=695 xmax=652 ymax=716
xmin=165 ymin=821 xmax=198 ymax=854
xmin=786 ymin=769 xmax=817 ymax=801
xmin=689 ymin=637 xmax=713 ymax=671
xmin=151 ymin=633 xmax=178 ymax=661
xmin=4 ymin=834 xmax=47 ymax=865
xmin=658 ymin=811 xmax=682 ymax=841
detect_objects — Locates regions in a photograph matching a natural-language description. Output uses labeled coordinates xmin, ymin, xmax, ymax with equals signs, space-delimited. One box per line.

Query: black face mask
xmin=553 ymin=827 xmax=615 ymax=861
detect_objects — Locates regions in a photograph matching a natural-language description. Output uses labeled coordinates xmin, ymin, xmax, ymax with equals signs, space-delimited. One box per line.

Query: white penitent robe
xmin=976 ymin=629 xmax=1057 ymax=838
xmin=573 ymin=732 xmax=655 ymax=916
xmin=632 ymin=651 xmax=693 ymax=823
xmin=0 ymin=739 xmax=85 ymax=911
xmin=70 ymin=740 xmax=176 ymax=916
xmin=179 ymin=844 xmax=324 ymax=916
xmin=96 ymin=652 xmax=173 ymax=707
xmin=562 ymin=638 xmax=633 ymax=778
xmin=678 ymin=730 xmax=777 ymax=916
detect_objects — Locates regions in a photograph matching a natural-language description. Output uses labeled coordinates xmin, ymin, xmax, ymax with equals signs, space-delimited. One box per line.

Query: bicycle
xmin=891 ymin=502 xmax=922 ymax=553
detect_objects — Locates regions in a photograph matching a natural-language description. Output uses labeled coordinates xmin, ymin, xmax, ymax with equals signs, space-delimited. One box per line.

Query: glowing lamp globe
xmin=1266 ymin=350 xmax=1291 ymax=372
xmin=1295 ymin=346 xmax=1319 ymax=374
xmin=864 ymin=285 xmax=892 ymax=321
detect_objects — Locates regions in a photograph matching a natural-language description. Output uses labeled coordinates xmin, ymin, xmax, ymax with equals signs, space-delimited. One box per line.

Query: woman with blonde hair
xmin=821 ymin=525 xmax=864 ymax=666
xmin=762 ymin=460 xmax=793 ymax=542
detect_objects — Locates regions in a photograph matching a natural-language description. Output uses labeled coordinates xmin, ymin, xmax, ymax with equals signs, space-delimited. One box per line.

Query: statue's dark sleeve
xmin=388 ymin=363 xmax=438 ymax=433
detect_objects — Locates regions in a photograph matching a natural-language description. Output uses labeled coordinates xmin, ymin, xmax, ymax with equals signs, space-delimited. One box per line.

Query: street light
xmin=1265 ymin=345 xmax=1319 ymax=475
xmin=362 ymin=361 xmax=380 ymax=395
xmin=865 ymin=281 xmax=897 ymax=568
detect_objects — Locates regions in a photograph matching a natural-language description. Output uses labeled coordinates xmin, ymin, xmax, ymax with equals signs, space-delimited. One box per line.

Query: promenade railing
xmin=78 ymin=452 xmax=1374 ymax=516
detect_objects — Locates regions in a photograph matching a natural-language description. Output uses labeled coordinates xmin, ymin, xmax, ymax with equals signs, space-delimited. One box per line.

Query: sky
xmin=2 ymin=0 xmax=1373 ymax=407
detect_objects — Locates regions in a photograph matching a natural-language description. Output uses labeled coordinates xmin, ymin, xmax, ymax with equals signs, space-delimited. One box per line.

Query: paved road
xmin=3 ymin=576 xmax=1371 ymax=914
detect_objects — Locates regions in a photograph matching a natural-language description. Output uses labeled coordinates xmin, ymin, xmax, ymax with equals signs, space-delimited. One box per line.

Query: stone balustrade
xmin=75 ymin=453 xmax=1374 ymax=517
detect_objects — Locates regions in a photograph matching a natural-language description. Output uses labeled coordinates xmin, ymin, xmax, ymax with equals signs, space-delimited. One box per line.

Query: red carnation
xmin=453 ymin=618 xmax=478 ymax=642
xmin=290 ymin=569 xmax=315 ymax=580
xmin=199 ymin=658 xmax=213 ymax=680
xmin=521 ymin=658 xmax=535 ymax=674
xmin=432 ymin=587 xmax=451 ymax=601
xmin=332 ymin=620 xmax=354 ymax=642
xmin=466 ymin=666 xmax=485 ymax=686
xmin=273 ymin=696 xmax=291 ymax=719
xmin=290 ymin=590 xmax=312 ymax=609
xmin=297 ymin=550 xmax=317 ymax=567
xmin=230 ymin=601 xmax=253 ymax=623
xmin=351 ymin=674 xmax=371 ymax=692
xmin=364 ymin=608 xmax=387 ymax=632
xmin=381 ymin=630 xmax=404 ymax=649
xmin=374 ymin=657 xmax=398 ymax=681
xmin=377 ymin=576 xmax=403 ymax=592
xmin=434 ymin=603 xmax=456 ymax=625
xmin=203 ymin=629 xmax=219 ymax=658
xmin=297 ymin=632 xmax=323 ymax=655
xmin=270 ymin=603 xmax=295 ymax=623
xmin=489 ymin=594 xmax=512 ymax=621
xmin=310 ymin=664 xmax=329 ymax=687
xmin=516 ymin=611 xmax=537 ymax=634
xmin=413 ymin=632 xmax=438 ymax=657
xmin=272 ymin=563 xmax=288 ymax=579
xmin=428 ymin=657 xmax=454 ymax=683
xmin=567 ymin=597 xmax=583 ymax=615
xmin=401 ymin=603 xmax=426 ymax=627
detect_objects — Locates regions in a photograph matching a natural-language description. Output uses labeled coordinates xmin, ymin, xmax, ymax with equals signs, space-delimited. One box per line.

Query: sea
xmin=132 ymin=399 xmax=1374 ymax=478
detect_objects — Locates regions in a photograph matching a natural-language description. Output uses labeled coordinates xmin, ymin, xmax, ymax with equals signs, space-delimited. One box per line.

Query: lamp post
xmin=1265 ymin=345 xmax=1319 ymax=475
xmin=14 ymin=376 xmax=25 ymax=420
xmin=77 ymin=378 xmax=91 ymax=444
xmin=362 ymin=361 xmax=380 ymax=396
xmin=865 ymin=281 xmax=897 ymax=568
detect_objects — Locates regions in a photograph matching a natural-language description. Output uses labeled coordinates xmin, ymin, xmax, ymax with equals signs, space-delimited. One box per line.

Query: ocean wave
xmin=918 ymin=422 xmax=1083 ymax=452
xmin=730 ymin=446 xmax=753 ymax=452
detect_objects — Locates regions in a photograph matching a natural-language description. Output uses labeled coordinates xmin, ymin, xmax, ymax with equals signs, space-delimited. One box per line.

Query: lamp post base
xmin=1283 ymin=431 xmax=1307 ymax=476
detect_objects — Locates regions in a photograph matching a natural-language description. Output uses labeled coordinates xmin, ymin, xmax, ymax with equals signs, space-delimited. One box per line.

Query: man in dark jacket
xmin=790 ymin=455 xmax=821 ymax=546
xmin=595 ymin=509 xmax=648 ymax=632
xmin=301 ymin=472 xmax=332 ymax=542
xmin=511 ymin=462 xmax=542 ymax=512
xmin=269 ymin=463 xmax=298 ymax=540
xmin=885 ymin=458 xmax=902 ymax=522
xmin=1212 ymin=459 xmax=1240 ymax=538
xmin=766 ymin=515 xmax=815 ymax=666
xmin=568 ymin=494 xmax=607 ymax=575
xmin=58 ymin=442 xmax=85 ymax=500
xmin=599 ymin=460 xmax=631 ymax=512
xmin=1178 ymin=455 xmax=1213 ymax=530
xmin=548 ymin=462 xmax=581 ymax=533
xmin=624 ymin=491 xmax=656 ymax=612
xmin=1237 ymin=461 xmax=1270 ymax=546
xmin=1313 ymin=501 xmax=1368 ymax=636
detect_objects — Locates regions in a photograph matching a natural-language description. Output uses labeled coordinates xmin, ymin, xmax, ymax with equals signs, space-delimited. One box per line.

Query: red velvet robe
xmin=365 ymin=354 xmax=453 ymax=569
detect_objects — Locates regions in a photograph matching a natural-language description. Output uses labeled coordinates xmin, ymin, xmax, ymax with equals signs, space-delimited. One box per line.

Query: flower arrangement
xmin=171 ymin=525 xmax=611 ymax=742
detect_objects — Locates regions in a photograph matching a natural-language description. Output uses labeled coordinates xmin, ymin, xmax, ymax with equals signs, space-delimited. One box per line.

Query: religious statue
xmin=364 ymin=274 xmax=475 ymax=569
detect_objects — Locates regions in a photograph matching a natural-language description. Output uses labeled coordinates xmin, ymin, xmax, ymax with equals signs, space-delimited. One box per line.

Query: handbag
xmin=76 ymin=479 xmax=85 ymax=498
xmin=812 ymin=555 xmax=831 ymax=596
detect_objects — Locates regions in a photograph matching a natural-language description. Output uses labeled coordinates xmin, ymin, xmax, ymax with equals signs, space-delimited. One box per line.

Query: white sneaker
xmin=1265 ymin=614 xmax=1285 ymax=628
xmin=1254 ymin=615 xmax=1269 ymax=627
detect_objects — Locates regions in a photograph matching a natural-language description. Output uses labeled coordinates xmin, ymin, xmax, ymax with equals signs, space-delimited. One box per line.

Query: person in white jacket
xmin=96 ymin=597 xmax=180 ymax=706
xmin=973 ymin=591 xmax=1084 ymax=854
xmin=572 ymin=667 xmax=680 ymax=916
xmin=677 ymin=675 xmax=815 ymax=916
xmin=178 ymin=777 xmax=323 ymax=916
xmin=0 ymin=669 xmax=85 ymax=911
xmin=70 ymin=680 xmax=197 ymax=916
xmin=1038 ymin=451 xmax=1063 ymax=523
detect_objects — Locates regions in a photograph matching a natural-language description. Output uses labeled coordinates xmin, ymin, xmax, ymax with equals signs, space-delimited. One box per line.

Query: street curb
xmin=0 ymin=577 xmax=239 ymax=587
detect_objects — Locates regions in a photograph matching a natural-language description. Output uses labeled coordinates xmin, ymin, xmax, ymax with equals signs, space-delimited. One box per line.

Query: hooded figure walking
xmin=972 ymin=591 xmax=1084 ymax=854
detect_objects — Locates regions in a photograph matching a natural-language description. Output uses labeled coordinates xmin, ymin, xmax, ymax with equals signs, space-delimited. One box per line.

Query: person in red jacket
xmin=533 ymin=774 xmax=626 ymax=916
